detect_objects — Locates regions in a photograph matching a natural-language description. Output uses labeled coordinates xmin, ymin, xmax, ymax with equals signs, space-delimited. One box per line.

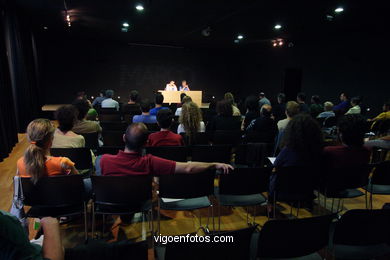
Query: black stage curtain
xmin=0 ymin=2 xmax=42 ymax=161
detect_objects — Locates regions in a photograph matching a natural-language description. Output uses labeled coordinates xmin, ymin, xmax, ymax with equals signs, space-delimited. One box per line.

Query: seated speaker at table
xmin=165 ymin=80 xmax=177 ymax=91
xmin=179 ymin=80 xmax=190 ymax=91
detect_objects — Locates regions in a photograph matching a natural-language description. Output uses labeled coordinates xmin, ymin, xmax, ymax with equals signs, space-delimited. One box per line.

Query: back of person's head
xmin=259 ymin=92 xmax=265 ymax=98
xmin=285 ymin=101 xmax=300 ymax=117
xmin=157 ymin=109 xmax=173 ymax=129
xmin=277 ymin=93 xmax=286 ymax=104
xmin=180 ymin=93 xmax=187 ymax=101
xmin=217 ymin=100 xmax=233 ymax=116
xmin=129 ymin=90 xmax=139 ymax=102
xmin=124 ymin=123 xmax=148 ymax=151
xmin=155 ymin=93 xmax=164 ymax=105
xmin=99 ymin=90 xmax=106 ymax=97
xmin=181 ymin=96 xmax=192 ymax=105
xmin=105 ymin=89 xmax=114 ymax=98
xmin=245 ymin=95 xmax=259 ymax=112
xmin=311 ymin=95 xmax=320 ymax=104
xmin=260 ymin=104 xmax=272 ymax=118
xmin=297 ymin=92 xmax=306 ymax=102
xmin=224 ymin=92 xmax=235 ymax=105
xmin=55 ymin=105 xmax=77 ymax=132
xmin=76 ymin=91 xmax=86 ymax=100
xmin=338 ymin=114 xmax=366 ymax=147
xmin=351 ymin=96 xmax=361 ymax=106
xmin=324 ymin=101 xmax=334 ymax=111
xmin=281 ymin=113 xmax=323 ymax=155
xmin=72 ymin=99 xmax=91 ymax=120
xmin=140 ymin=99 xmax=151 ymax=113
xmin=180 ymin=101 xmax=202 ymax=138
xmin=341 ymin=92 xmax=349 ymax=100
xmin=24 ymin=119 xmax=55 ymax=184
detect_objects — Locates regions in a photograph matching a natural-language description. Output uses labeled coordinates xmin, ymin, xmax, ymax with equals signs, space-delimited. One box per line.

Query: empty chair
xmin=100 ymin=121 xmax=128 ymax=131
xmin=217 ymin=168 xmax=271 ymax=228
xmin=158 ymin=169 xmax=215 ymax=234
xmin=329 ymin=209 xmax=390 ymax=259
xmin=191 ymin=145 xmax=232 ymax=163
xmin=21 ymin=175 xmax=88 ymax=240
xmin=364 ymin=161 xmax=390 ymax=208
xmin=102 ymin=131 xmax=124 ymax=146
xmin=145 ymin=146 xmax=188 ymax=162
xmin=234 ymin=143 xmax=273 ymax=167
xmin=79 ymin=132 xmax=99 ymax=150
xmin=212 ymin=130 xmax=243 ymax=145
xmin=155 ymin=226 xmax=256 ymax=260
xmin=91 ymin=175 xmax=153 ymax=238
xmin=50 ymin=147 xmax=93 ymax=171
xmin=97 ymin=146 xmax=123 ymax=156
xmin=256 ymin=214 xmax=335 ymax=259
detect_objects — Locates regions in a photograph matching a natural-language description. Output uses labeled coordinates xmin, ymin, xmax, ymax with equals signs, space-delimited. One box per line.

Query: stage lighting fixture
xmin=278 ymin=41 xmax=283 ymax=46
xmin=273 ymin=42 xmax=277 ymax=47
xmin=66 ymin=14 xmax=71 ymax=27
xmin=274 ymin=24 xmax=282 ymax=30
xmin=121 ymin=27 xmax=128 ymax=32
xmin=237 ymin=34 xmax=244 ymax=39
xmin=326 ymin=14 xmax=334 ymax=21
xmin=335 ymin=7 xmax=344 ymax=13
xmin=234 ymin=39 xmax=240 ymax=44
xmin=136 ymin=4 xmax=144 ymax=11
xmin=43 ymin=26 xmax=48 ymax=30
xmin=201 ymin=27 xmax=211 ymax=37
xmin=118 ymin=96 xmax=121 ymax=99
xmin=123 ymin=22 xmax=130 ymax=27
xmin=271 ymin=38 xmax=284 ymax=47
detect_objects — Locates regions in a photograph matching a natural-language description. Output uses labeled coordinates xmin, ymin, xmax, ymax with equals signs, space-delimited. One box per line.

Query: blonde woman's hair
xmin=24 ymin=119 xmax=55 ymax=183
xmin=179 ymin=102 xmax=202 ymax=143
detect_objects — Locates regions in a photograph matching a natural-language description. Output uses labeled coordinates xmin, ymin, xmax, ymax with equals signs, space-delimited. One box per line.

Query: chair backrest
xmin=79 ymin=132 xmax=99 ymax=150
xmin=212 ymin=130 xmax=243 ymax=145
xmin=163 ymin=226 xmax=256 ymax=260
xmin=333 ymin=209 xmax=390 ymax=246
xmin=191 ymin=145 xmax=232 ymax=163
xmin=99 ymin=114 xmax=122 ymax=122
xmin=50 ymin=148 xmax=92 ymax=170
xmin=100 ymin=122 xmax=128 ymax=131
xmin=145 ymin=146 xmax=188 ymax=162
xmin=371 ymin=161 xmax=390 ymax=185
xmin=180 ymin=132 xmax=210 ymax=146
xmin=21 ymin=175 xmax=85 ymax=207
xmin=257 ymin=214 xmax=335 ymax=258
xmin=159 ymin=169 xmax=215 ymax=199
xmin=219 ymin=167 xmax=271 ymax=195
xmin=235 ymin=143 xmax=273 ymax=167
xmin=102 ymin=131 xmax=124 ymax=146
xmin=91 ymin=175 xmax=152 ymax=206
xmin=322 ymin=164 xmax=372 ymax=192
xmin=371 ymin=147 xmax=390 ymax=164
xmin=323 ymin=116 xmax=337 ymax=127
xmin=145 ymin=123 xmax=160 ymax=132
xmin=97 ymin=146 xmax=123 ymax=156
xmin=99 ymin=108 xmax=119 ymax=114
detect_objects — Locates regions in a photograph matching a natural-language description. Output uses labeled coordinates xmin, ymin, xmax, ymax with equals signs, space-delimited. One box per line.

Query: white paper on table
xmin=161 ymin=198 xmax=185 ymax=203
xmin=267 ymin=157 xmax=276 ymax=165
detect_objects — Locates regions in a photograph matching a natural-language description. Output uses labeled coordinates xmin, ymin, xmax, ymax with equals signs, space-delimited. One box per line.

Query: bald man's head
xmin=123 ymin=123 xmax=148 ymax=151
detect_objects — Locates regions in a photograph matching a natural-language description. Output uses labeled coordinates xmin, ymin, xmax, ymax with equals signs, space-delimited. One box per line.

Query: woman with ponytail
xmin=17 ymin=119 xmax=78 ymax=183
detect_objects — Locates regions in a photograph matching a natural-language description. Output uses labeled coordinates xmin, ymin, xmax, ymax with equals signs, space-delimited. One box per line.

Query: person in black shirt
xmin=246 ymin=104 xmax=278 ymax=143
xmin=207 ymin=100 xmax=241 ymax=131
xmin=297 ymin=92 xmax=309 ymax=113
xmin=241 ymin=95 xmax=260 ymax=130
xmin=273 ymin=93 xmax=287 ymax=122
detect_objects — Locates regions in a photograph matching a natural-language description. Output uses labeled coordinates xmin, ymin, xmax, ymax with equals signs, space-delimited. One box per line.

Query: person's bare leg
xmin=41 ymin=217 xmax=64 ymax=260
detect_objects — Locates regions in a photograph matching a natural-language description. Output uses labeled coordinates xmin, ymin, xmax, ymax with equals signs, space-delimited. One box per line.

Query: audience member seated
xmin=241 ymin=95 xmax=260 ymax=130
xmin=258 ymin=92 xmax=271 ymax=110
xmin=147 ymin=109 xmax=184 ymax=146
xmin=317 ymin=101 xmax=335 ymax=118
xmin=224 ymin=92 xmax=241 ymax=116
xmin=133 ymin=99 xmax=157 ymax=124
xmin=273 ymin=93 xmax=286 ymax=122
xmin=122 ymin=90 xmax=140 ymax=114
xmin=365 ymin=135 xmax=390 ymax=150
xmin=150 ymin=93 xmax=168 ymax=116
xmin=333 ymin=92 xmax=350 ymax=115
xmin=207 ymin=100 xmax=241 ymax=131
xmin=92 ymin=90 xmax=106 ymax=107
xmin=297 ymin=92 xmax=309 ymax=113
xmin=177 ymin=101 xmax=206 ymax=137
xmin=324 ymin=114 xmax=370 ymax=168
xmin=72 ymin=99 xmax=102 ymax=134
xmin=369 ymin=101 xmax=390 ymax=128
xmin=309 ymin=95 xmax=323 ymax=118
xmin=345 ymin=96 xmax=361 ymax=115
xmin=17 ymin=119 xmax=78 ymax=181
xmin=52 ymin=105 xmax=85 ymax=148
xmin=277 ymin=101 xmax=300 ymax=132
xmin=96 ymin=123 xmax=233 ymax=176
xmin=101 ymin=89 xmax=119 ymax=111
xmin=0 ymin=212 xmax=64 ymax=260
xmin=175 ymin=96 xmax=192 ymax=116
xmin=246 ymin=104 xmax=278 ymax=143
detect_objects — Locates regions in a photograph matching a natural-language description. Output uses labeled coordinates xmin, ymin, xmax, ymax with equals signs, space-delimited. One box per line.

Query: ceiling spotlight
xmin=274 ymin=24 xmax=282 ymax=30
xmin=201 ymin=27 xmax=211 ymax=37
xmin=122 ymin=22 xmax=130 ymax=27
xmin=237 ymin=34 xmax=244 ymax=40
xmin=135 ymin=4 xmax=144 ymax=11
xmin=43 ymin=26 xmax=48 ymax=30
xmin=278 ymin=41 xmax=283 ymax=46
xmin=335 ymin=7 xmax=344 ymax=13
xmin=272 ymin=38 xmax=284 ymax=48
xmin=273 ymin=42 xmax=277 ymax=47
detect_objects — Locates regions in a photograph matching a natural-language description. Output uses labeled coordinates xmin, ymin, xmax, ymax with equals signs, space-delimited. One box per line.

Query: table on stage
xmin=158 ymin=90 xmax=202 ymax=107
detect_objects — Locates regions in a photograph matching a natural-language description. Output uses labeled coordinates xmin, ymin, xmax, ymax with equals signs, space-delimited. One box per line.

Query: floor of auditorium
xmin=1 ymin=134 xmax=389 ymax=259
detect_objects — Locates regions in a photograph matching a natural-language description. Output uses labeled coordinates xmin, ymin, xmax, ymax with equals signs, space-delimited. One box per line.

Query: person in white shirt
xmin=101 ymin=89 xmax=119 ymax=111
xmin=345 ymin=97 xmax=361 ymax=115
xmin=165 ymin=81 xmax=177 ymax=91
xmin=177 ymin=101 xmax=206 ymax=135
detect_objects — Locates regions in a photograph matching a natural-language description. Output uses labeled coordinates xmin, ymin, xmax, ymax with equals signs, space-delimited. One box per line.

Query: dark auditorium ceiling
xmin=13 ymin=0 xmax=386 ymax=48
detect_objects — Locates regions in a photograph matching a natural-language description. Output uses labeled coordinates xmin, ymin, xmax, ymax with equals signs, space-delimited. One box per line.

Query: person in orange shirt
xmin=17 ymin=119 xmax=78 ymax=183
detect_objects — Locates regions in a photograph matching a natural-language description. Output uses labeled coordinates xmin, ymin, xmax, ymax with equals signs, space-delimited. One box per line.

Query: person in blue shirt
xmin=91 ymin=90 xmax=106 ymax=107
xmin=179 ymin=80 xmax=190 ymax=91
xmin=317 ymin=101 xmax=336 ymax=118
xmin=149 ymin=93 xmax=168 ymax=116
xmin=333 ymin=92 xmax=350 ymax=114
xmin=133 ymin=99 xmax=157 ymax=124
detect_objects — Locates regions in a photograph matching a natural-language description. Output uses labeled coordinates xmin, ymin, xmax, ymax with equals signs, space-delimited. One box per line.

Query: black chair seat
xmin=218 ymin=194 xmax=266 ymax=207
xmin=27 ymin=204 xmax=84 ymax=218
xmin=331 ymin=244 xmax=390 ymax=260
xmin=326 ymin=189 xmax=364 ymax=198
xmin=159 ymin=197 xmax=211 ymax=211
xmin=364 ymin=184 xmax=390 ymax=195
xmin=94 ymin=200 xmax=152 ymax=215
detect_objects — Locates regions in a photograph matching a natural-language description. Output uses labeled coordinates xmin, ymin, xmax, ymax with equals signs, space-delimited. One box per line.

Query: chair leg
xmin=246 ymin=207 xmax=249 ymax=224
xmin=218 ymin=204 xmax=221 ymax=231
xmin=142 ymin=212 xmax=146 ymax=240
xmin=211 ymin=204 xmax=214 ymax=232
xmin=296 ymin=202 xmax=300 ymax=218
xmin=157 ymin=199 xmax=161 ymax=236
xmin=253 ymin=205 xmax=256 ymax=225
xmin=91 ymin=202 xmax=95 ymax=239
xmin=102 ymin=214 xmax=105 ymax=237
xmin=365 ymin=189 xmax=368 ymax=209
xmin=273 ymin=194 xmax=276 ymax=219
xmin=83 ymin=202 xmax=88 ymax=242
xmin=331 ymin=198 xmax=335 ymax=213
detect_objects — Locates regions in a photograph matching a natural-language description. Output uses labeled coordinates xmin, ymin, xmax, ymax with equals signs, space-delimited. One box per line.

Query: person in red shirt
xmin=96 ymin=123 xmax=233 ymax=176
xmin=323 ymin=114 xmax=370 ymax=168
xmin=147 ymin=109 xmax=184 ymax=147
